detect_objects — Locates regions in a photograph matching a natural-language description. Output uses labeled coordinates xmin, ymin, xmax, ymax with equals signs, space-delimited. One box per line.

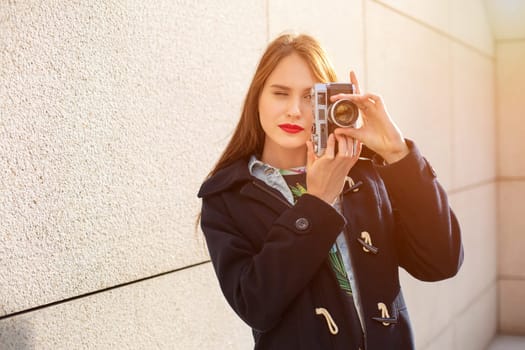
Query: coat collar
xmin=197 ymin=158 xmax=253 ymax=198
xmin=197 ymin=145 xmax=380 ymax=199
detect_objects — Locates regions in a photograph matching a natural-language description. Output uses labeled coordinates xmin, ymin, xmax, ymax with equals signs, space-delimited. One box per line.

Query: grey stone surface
xmin=0 ymin=0 xmax=266 ymax=316
xmin=268 ymin=0 xmax=365 ymax=85
xmin=0 ymin=263 xmax=253 ymax=349
xmin=488 ymin=335 xmax=525 ymax=350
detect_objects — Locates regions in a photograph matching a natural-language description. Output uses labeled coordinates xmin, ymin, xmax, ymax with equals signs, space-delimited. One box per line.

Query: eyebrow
xmin=269 ymin=84 xmax=311 ymax=93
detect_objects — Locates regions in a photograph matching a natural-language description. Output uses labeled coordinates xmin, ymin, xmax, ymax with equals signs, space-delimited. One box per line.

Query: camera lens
xmin=329 ymin=100 xmax=358 ymax=127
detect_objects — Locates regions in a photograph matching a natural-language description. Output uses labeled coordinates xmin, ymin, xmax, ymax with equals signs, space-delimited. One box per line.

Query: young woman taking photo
xmin=197 ymin=33 xmax=463 ymax=350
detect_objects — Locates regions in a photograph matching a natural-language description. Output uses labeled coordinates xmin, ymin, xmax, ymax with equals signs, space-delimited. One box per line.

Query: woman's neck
xmin=261 ymin=146 xmax=306 ymax=169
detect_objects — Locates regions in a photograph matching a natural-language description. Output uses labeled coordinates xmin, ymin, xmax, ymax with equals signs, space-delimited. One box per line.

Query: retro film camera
xmin=311 ymin=83 xmax=359 ymax=156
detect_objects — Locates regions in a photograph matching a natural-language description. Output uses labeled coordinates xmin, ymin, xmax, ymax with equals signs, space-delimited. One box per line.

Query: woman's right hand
xmin=305 ymin=133 xmax=362 ymax=205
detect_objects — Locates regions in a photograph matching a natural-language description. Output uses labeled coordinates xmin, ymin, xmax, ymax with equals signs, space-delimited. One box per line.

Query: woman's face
xmin=258 ymin=53 xmax=315 ymax=159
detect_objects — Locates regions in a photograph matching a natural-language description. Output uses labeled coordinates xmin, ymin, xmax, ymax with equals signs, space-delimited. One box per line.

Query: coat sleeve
xmin=200 ymin=192 xmax=344 ymax=332
xmin=375 ymin=140 xmax=464 ymax=281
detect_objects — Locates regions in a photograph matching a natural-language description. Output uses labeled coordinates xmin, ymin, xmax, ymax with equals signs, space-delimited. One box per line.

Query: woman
xmin=197 ymin=33 xmax=463 ymax=350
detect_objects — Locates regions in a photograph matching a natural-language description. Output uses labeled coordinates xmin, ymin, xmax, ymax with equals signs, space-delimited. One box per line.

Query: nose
xmin=287 ymin=97 xmax=301 ymax=119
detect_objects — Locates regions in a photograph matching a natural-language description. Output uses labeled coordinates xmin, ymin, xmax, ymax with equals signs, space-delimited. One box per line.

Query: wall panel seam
xmin=419 ymin=320 xmax=452 ymax=350
xmin=448 ymin=178 xmax=497 ymax=194
xmin=496 ymin=176 xmax=525 ymax=182
xmin=370 ymin=0 xmax=494 ymax=60
xmin=498 ymin=275 xmax=525 ymax=282
xmin=421 ymin=279 xmax=497 ymax=348
xmin=496 ymin=38 xmax=525 ymax=44
xmin=0 ymin=260 xmax=212 ymax=321
xmin=454 ymin=278 xmax=497 ymax=317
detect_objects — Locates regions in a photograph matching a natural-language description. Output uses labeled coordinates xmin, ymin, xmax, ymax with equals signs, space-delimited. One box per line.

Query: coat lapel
xmin=240 ymin=180 xmax=291 ymax=214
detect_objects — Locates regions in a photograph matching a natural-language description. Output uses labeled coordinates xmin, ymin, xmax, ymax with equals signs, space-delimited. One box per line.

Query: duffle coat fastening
xmin=198 ymin=141 xmax=464 ymax=350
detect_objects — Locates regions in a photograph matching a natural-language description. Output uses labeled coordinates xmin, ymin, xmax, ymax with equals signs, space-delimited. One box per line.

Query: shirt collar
xmin=248 ymin=155 xmax=279 ymax=177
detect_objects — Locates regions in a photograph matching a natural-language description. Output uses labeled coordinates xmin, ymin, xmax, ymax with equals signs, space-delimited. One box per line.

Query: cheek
xmin=258 ymin=99 xmax=267 ymax=122
xmin=303 ymin=109 xmax=314 ymax=137
xmin=258 ymin=95 xmax=276 ymax=130
xmin=260 ymin=95 xmax=285 ymax=119
xmin=302 ymin=104 xmax=314 ymax=124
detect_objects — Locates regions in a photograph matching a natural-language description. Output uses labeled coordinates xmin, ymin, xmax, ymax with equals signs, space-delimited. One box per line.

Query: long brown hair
xmin=208 ymin=33 xmax=338 ymax=177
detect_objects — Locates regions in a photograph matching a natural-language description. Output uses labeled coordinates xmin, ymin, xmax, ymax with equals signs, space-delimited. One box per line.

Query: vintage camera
xmin=311 ymin=83 xmax=359 ymax=156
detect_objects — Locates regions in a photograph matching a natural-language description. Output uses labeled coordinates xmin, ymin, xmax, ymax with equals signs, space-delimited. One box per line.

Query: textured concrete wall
xmin=496 ymin=40 xmax=525 ymax=334
xmin=367 ymin=1 xmax=497 ymax=349
xmin=0 ymin=0 xmax=502 ymax=349
xmin=0 ymin=0 xmax=263 ymax=348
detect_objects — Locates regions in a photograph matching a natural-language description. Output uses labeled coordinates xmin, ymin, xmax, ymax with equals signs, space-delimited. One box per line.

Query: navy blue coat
xmin=198 ymin=141 xmax=463 ymax=349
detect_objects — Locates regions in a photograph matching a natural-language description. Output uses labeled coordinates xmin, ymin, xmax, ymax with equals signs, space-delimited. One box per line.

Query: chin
xmin=264 ymin=134 xmax=309 ymax=154
xmin=279 ymin=141 xmax=308 ymax=151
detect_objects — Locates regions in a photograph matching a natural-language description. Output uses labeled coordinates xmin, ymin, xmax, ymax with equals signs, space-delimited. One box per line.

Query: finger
xmin=354 ymin=93 xmax=377 ymax=106
xmin=324 ymin=133 xmax=336 ymax=159
xmin=335 ymin=134 xmax=348 ymax=158
xmin=335 ymin=127 xmax=365 ymax=148
xmin=306 ymin=140 xmax=316 ymax=168
xmin=353 ymin=140 xmax=363 ymax=158
xmin=373 ymin=95 xmax=386 ymax=111
xmin=334 ymin=127 xmax=359 ymax=139
xmin=345 ymin=135 xmax=354 ymax=157
xmin=350 ymin=70 xmax=361 ymax=94
xmin=346 ymin=136 xmax=355 ymax=157
xmin=365 ymin=93 xmax=384 ymax=107
xmin=342 ymin=135 xmax=354 ymax=158
xmin=329 ymin=93 xmax=374 ymax=110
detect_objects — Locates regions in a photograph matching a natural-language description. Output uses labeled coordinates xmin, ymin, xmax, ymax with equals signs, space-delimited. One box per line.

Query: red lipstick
xmin=278 ymin=123 xmax=304 ymax=134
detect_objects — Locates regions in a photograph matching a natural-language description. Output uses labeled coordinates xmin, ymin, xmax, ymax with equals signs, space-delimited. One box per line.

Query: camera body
xmin=311 ymin=83 xmax=359 ymax=156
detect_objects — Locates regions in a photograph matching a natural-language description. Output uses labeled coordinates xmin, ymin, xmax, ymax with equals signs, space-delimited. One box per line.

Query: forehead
xmin=265 ymin=53 xmax=315 ymax=88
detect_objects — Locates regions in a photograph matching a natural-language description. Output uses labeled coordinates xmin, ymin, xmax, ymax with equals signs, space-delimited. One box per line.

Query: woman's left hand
xmin=331 ymin=71 xmax=409 ymax=164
